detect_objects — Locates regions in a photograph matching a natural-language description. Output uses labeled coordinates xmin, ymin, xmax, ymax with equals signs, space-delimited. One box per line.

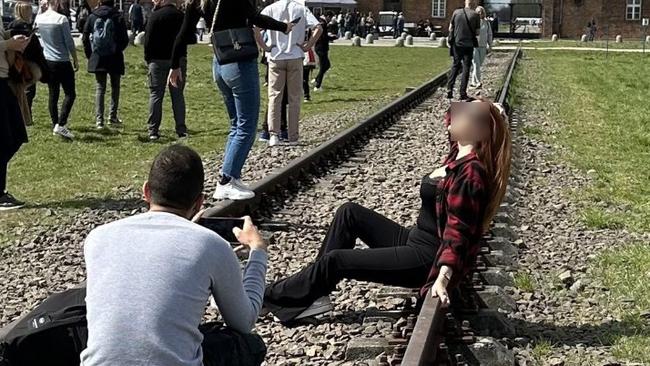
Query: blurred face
xmin=478 ymin=8 xmax=486 ymax=18
xmin=448 ymin=101 xmax=491 ymax=143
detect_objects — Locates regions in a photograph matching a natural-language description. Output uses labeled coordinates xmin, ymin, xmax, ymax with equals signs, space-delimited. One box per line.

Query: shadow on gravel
xmin=511 ymin=317 xmax=650 ymax=347
xmin=29 ymin=197 xmax=144 ymax=211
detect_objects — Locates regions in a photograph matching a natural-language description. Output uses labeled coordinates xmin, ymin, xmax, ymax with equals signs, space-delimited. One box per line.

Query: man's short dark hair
xmin=148 ymin=145 xmax=204 ymax=210
xmin=100 ymin=0 xmax=114 ymax=6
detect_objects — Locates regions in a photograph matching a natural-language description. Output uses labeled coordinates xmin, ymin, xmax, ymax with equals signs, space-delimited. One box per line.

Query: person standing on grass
xmin=82 ymin=0 xmax=129 ymax=130
xmin=128 ymin=0 xmax=144 ymax=34
xmin=446 ymin=0 xmax=479 ymax=101
xmin=195 ymin=16 xmax=206 ymax=42
xmin=261 ymin=0 xmax=322 ymax=147
xmin=168 ymin=0 xmax=294 ymax=201
xmin=144 ymin=0 xmax=187 ymax=141
xmin=312 ymin=11 xmax=336 ymax=93
xmin=35 ymin=0 xmax=79 ymax=140
xmin=0 ymin=24 xmax=29 ymax=210
xmin=470 ymin=6 xmax=492 ymax=89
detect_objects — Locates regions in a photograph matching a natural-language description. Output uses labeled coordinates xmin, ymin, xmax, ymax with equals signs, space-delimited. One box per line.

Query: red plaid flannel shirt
xmin=420 ymin=113 xmax=488 ymax=295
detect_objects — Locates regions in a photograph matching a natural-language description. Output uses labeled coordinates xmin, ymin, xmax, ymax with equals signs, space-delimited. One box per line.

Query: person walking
xmin=128 ymin=0 xmax=144 ymax=34
xmin=0 ymin=24 xmax=29 ymax=210
xmin=168 ymin=0 xmax=293 ymax=201
xmin=82 ymin=0 xmax=129 ymax=129
xmin=75 ymin=0 xmax=91 ymax=34
xmin=470 ymin=6 xmax=492 ymax=89
xmin=446 ymin=0 xmax=479 ymax=100
xmin=35 ymin=0 xmax=79 ymax=139
xmin=144 ymin=0 xmax=187 ymax=140
xmin=313 ymin=12 xmax=336 ymax=92
xmin=261 ymin=0 xmax=322 ymax=147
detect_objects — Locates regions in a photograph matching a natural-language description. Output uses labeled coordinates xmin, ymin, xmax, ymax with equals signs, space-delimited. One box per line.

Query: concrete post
xmin=551 ymin=34 xmax=559 ymax=41
xmin=616 ymin=34 xmax=623 ymax=43
xmin=429 ymin=33 xmax=436 ymax=41
xmin=395 ymin=37 xmax=405 ymax=47
xmin=405 ymin=35 xmax=413 ymax=46
xmin=365 ymin=33 xmax=374 ymax=44
xmin=439 ymin=37 xmax=448 ymax=48
xmin=352 ymin=36 xmax=362 ymax=47
xmin=344 ymin=31 xmax=352 ymax=40
xmin=580 ymin=34 xmax=587 ymax=42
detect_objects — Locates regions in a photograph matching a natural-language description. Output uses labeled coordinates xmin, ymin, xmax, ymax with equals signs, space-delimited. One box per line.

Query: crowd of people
xmin=2 ymin=0 xmax=514 ymax=364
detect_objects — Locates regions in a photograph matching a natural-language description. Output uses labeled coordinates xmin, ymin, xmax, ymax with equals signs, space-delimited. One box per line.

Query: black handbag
xmin=210 ymin=0 xmax=258 ymax=65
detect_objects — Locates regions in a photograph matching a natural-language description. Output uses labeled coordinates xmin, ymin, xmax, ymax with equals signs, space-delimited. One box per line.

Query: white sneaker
xmin=310 ymin=78 xmax=316 ymax=85
xmin=53 ymin=124 xmax=74 ymax=139
xmin=294 ymin=296 xmax=333 ymax=320
xmin=213 ymin=181 xmax=255 ymax=200
xmin=269 ymin=134 xmax=280 ymax=147
xmin=313 ymin=86 xmax=322 ymax=92
xmin=232 ymin=178 xmax=253 ymax=191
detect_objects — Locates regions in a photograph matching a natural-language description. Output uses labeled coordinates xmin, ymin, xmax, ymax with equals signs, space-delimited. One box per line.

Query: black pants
xmin=447 ymin=46 xmax=474 ymax=99
xmin=303 ymin=66 xmax=312 ymax=99
xmin=46 ymin=61 xmax=76 ymax=127
xmin=26 ymin=83 xmax=36 ymax=112
xmin=200 ymin=323 xmax=266 ymax=366
xmin=314 ymin=50 xmax=330 ymax=88
xmin=0 ymin=78 xmax=27 ymax=193
xmin=264 ymin=202 xmax=438 ymax=322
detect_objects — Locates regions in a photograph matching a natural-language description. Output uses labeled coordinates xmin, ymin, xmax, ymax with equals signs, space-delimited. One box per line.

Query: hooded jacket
xmin=82 ymin=5 xmax=129 ymax=75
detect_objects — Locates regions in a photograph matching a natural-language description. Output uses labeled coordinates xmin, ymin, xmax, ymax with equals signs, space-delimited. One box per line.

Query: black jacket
xmin=82 ymin=5 xmax=129 ymax=75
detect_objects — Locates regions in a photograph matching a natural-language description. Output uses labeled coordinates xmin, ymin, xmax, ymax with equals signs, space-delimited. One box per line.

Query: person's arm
xmin=82 ymin=15 xmax=92 ymax=58
xmin=302 ymin=10 xmax=322 ymax=50
xmin=210 ymin=217 xmax=268 ymax=333
xmin=170 ymin=0 xmax=201 ymax=70
xmin=244 ymin=0 xmax=288 ymax=32
xmin=253 ymin=26 xmax=271 ymax=52
xmin=431 ymin=167 xmax=486 ymax=304
xmin=116 ymin=15 xmax=129 ymax=51
xmin=61 ymin=22 xmax=78 ymax=70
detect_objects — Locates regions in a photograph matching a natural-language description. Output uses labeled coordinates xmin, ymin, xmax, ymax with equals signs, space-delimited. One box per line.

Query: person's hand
xmin=72 ymin=58 xmax=79 ymax=72
xmin=168 ymin=68 xmax=183 ymax=88
xmin=233 ymin=216 xmax=267 ymax=252
xmin=6 ymin=35 xmax=29 ymax=52
xmin=430 ymin=273 xmax=451 ymax=307
xmin=284 ymin=21 xmax=294 ymax=34
xmin=300 ymin=42 xmax=313 ymax=52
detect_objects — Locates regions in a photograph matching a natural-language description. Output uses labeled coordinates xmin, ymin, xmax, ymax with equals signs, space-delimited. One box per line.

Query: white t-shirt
xmin=261 ymin=0 xmax=319 ymax=61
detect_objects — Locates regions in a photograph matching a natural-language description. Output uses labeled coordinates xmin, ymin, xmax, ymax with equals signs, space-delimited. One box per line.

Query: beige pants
xmin=267 ymin=58 xmax=303 ymax=141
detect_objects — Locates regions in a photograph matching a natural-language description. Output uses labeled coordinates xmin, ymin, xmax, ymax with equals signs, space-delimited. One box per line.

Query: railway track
xmin=202 ymin=49 xmax=522 ymax=365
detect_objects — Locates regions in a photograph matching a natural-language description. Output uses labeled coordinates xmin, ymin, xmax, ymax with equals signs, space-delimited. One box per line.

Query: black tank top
xmin=409 ymin=174 xmax=443 ymax=247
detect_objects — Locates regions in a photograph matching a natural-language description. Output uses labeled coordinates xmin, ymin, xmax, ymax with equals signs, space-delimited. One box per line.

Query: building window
xmin=627 ymin=0 xmax=642 ymax=20
xmin=432 ymin=0 xmax=446 ymax=18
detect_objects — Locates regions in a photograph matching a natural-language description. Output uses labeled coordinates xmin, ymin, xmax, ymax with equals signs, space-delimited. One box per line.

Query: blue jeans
xmin=213 ymin=58 xmax=260 ymax=180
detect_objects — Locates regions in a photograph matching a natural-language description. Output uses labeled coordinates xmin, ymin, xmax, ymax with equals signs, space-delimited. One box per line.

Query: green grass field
xmin=0 ymin=45 xmax=449 ymax=244
xmin=514 ymin=50 xmax=650 ymax=363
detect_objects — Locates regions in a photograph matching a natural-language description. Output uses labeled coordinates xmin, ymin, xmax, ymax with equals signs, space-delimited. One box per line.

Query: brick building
xmin=542 ymin=0 xmax=650 ymax=39
xmin=356 ymin=0 xmax=466 ymax=32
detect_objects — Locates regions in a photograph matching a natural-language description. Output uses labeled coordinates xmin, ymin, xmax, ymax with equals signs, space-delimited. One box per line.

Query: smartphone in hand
xmin=197 ymin=217 xmax=245 ymax=243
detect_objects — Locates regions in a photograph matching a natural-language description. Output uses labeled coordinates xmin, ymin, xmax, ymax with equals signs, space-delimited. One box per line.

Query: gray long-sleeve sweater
xmin=80 ymin=211 xmax=267 ymax=366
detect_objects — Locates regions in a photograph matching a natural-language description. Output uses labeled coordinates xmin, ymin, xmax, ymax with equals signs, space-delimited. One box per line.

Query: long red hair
xmin=474 ymin=98 xmax=512 ymax=233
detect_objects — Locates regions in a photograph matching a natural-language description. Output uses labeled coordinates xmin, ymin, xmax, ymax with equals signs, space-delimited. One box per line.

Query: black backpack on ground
xmin=0 ymin=286 xmax=87 ymax=366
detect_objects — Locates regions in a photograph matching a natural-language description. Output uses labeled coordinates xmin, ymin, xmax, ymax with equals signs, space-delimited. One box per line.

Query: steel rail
xmin=401 ymin=47 xmax=522 ymax=366
xmin=204 ymin=69 xmax=450 ymax=218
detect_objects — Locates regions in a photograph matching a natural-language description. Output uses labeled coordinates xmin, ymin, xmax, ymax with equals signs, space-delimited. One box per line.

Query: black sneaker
xmin=280 ymin=130 xmax=289 ymax=142
xmin=446 ymin=91 xmax=453 ymax=99
xmin=0 ymin=192 xmax=25 ymax=211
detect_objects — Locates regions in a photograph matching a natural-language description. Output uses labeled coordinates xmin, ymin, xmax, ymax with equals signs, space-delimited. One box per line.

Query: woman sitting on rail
xmin=263 ymin=98 xmax=512 ymax=323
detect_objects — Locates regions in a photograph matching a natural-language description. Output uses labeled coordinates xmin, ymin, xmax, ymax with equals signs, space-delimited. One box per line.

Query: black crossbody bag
xmin=210 ymin=0 xmax=259 ymax=65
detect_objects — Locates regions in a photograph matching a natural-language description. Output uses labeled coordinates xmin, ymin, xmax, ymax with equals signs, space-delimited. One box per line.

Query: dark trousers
xmin=303 ymin=66 xmax=312 ymax=99
xmin=95 ymin=72 xmax=121 ymax=124
xmin=264 ymin=202 xmax=437 ymax=322
xmin=147 ymin=58 xmax=187 ymax=136
xmin=26 ymin=83 xmax=36 ymax=111
xmin=0 ymin=79 xmax=26 ymax=193
xmin=447 ymin=46 xmax=474 ymax=99
xmin=46 ymin=60 xmax=76 ymax=127
xmin=314 ymin=50 xmax=330 ymax=88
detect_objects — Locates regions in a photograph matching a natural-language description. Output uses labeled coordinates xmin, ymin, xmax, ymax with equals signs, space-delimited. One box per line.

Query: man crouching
xmin=80 ymin=145 xmax=268 ymax=366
